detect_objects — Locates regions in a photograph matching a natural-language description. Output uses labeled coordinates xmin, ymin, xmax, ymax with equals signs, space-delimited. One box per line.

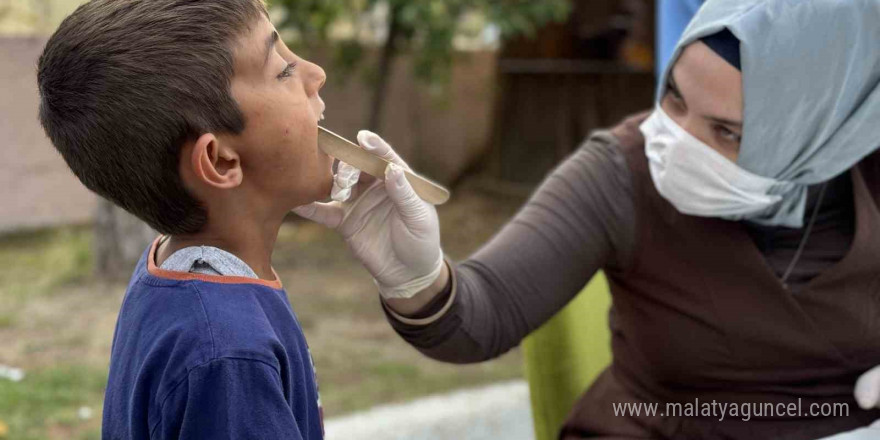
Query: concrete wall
xmin=0 ymin=37 xmax=496 ymax=232
xmin=0 ymin=0 xmax=85 ymax=36
xmin=316 ymin=49 xmax=497 ymax=184
xmin=0 ymin=36 xmax=96 ymax=233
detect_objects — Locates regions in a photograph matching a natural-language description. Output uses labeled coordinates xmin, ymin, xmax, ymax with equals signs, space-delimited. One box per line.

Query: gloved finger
xmin=351 ymin=173 xmax=383 ymax=201
xmin=357 ymin=130 xmax=410 ymax=170
xmin=292 ymin=202 xmax=344 ymax=229
xmin=336 ymin=162 xmax=361 ymax=188
xmin=331 ymin=185 xmax=353 ymax=203
xmin=384 ymin=163 xmax=430 ymax=231
xmin=343 ymin=160 xmax=378 ymax=200
xmin=855 ymin=365 xmax=880 ymax=409
xmin=331 ymin=162 xmax=362 ymax=202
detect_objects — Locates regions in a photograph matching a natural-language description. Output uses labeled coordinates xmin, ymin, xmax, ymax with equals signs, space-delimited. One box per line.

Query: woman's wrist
xmin=384 ymin=261 xmax=451 ymax=317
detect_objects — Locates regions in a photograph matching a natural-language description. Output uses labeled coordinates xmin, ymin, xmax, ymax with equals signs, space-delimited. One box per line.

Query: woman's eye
xmin=664 ymin=86 xmax=685 ymax=109
xmin=278 ymin=62 xmax=297 ymax=79
xmin=715 ymin=125 xmax=741 ymax=143
xmin=662 ymin=92 xmax=685 ymax=114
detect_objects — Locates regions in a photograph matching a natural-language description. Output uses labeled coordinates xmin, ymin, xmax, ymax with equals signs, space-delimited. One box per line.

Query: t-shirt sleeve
xmin=151 ymin=358 xmax=305 ymax=440
xmin=384 ymin=132 xmax=636 ymax=363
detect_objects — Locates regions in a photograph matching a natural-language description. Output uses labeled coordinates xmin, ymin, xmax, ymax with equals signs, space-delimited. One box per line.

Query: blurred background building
xmin=1 ymin=0 xmax=654 ymax=233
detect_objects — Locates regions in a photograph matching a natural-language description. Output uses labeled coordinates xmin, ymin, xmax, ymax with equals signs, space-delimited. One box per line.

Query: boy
xmin=37 ymin=0 xmax=338 ymax=437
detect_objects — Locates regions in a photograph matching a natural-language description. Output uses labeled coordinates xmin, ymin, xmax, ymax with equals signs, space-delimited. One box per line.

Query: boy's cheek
xmin=281 ymin=116 xmax=313 ymax=146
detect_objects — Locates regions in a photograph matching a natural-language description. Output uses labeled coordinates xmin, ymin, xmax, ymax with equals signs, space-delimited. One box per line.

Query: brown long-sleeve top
xmin=384 ymin=128 xmax=855 ymax=364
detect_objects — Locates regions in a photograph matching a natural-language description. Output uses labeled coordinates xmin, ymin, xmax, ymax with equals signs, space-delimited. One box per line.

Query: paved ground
xmin=324 ymin=380 xmax=535 ymax=440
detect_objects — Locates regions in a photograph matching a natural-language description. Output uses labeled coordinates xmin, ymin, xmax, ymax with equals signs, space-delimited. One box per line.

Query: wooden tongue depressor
xmin=317 ymin=126 xmax=451 ymax=205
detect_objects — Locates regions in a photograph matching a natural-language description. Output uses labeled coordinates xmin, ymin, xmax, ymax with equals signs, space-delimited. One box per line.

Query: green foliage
xmin=0 ymin=365 xmax=106 ymax=440
xmin=270 ymin=0 xmax=572 ymax=88
xmin=486 ymin=0 xmax=572 ymax=38
xmin=0 ymin=226 xmax=92 ymax=301
xmin=272 ymin=0 xmax=357 ymax=47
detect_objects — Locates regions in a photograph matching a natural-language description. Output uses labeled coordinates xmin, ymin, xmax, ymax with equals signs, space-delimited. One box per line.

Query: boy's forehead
xmin=232 ymin=15 xmax=276 ymax=72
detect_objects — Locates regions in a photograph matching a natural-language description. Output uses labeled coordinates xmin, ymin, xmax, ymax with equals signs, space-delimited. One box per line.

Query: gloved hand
xmin=293 ymin=130 xmax=444 ymax=299
xmin=807 ymin=367 xmax=880 ymax=439
xmin=855 ymin=365 xmax=880 ymax=410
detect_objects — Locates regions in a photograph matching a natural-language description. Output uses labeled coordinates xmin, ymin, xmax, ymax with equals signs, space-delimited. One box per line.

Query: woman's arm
xmin=383 ymin=131 xmax=637 ymax=363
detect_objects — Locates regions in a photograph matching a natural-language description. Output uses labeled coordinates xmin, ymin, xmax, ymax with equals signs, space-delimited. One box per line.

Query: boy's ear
xmin=189 ymin=133 xmax=243 ymax=190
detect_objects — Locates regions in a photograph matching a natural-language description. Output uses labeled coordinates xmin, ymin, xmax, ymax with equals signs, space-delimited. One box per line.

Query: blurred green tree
xmin=271 ymin=0 xmax=572 ymax=130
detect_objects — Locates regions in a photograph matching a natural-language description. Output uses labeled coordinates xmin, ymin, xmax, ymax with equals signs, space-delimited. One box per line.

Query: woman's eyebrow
xmin=263 ymin=30 xmax=279 ymax=68
xmin=705 ymin=115 xmax=743 ymax=128
xmin=669 ymin=72 xmax=742 ymax=128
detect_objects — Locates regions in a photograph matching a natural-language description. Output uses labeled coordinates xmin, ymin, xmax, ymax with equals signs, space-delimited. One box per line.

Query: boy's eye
xmin=278 ymin=62 xmax=297 ymax=80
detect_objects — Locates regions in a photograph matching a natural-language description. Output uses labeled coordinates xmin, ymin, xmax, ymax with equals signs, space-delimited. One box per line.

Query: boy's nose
xmin=305 ymin=61 xmax=327 ymax=95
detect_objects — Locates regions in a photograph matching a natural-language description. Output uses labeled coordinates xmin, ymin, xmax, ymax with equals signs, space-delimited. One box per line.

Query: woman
xmin=295 ymin=0 xmax=880 ymax=438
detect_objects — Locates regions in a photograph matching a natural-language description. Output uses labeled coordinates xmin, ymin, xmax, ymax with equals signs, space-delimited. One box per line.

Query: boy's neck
xmin=155 ymin=217 xmax=283 ymax=281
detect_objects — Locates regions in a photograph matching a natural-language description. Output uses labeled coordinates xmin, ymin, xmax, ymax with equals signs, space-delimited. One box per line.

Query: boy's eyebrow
xmin=263 ymin=30 xmax=279 ymax=68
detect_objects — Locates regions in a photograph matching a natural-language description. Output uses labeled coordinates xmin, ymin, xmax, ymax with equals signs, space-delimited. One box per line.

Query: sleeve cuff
xmin=382 ymin=258 xmax=457 ymax=326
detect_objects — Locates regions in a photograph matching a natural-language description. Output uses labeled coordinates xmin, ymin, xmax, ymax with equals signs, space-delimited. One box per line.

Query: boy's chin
xmin=277 ymin=177 xmax=331 ymax=212
xmin=316 ymin=173 xmax=335 ymax=201
xmin=295 ymin=173 xmax=335 ymax=206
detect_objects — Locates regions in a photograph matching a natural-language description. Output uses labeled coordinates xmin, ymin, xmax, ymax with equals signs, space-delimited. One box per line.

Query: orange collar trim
xmin=146 ymin=235 xmax=283 ymax=290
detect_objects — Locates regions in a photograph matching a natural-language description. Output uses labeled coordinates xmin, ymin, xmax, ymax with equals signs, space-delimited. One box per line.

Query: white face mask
xmin=639 ymin=107 xmax=787 ymax=219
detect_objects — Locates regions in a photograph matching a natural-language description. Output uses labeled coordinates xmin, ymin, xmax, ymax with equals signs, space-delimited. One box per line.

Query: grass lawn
xmin=0 ymin=183 xmax=528 ymax=439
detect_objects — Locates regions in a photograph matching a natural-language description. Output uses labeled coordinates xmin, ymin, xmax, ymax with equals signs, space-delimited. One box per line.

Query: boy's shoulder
xmin=108 ymin=238 xmax=308 ymax=399
xmin=105 ymin=247 xmax=322 ymax=439
xmin=121 ymin=269 xmax=297 ymax=374
xmin=128 ymin=240 xmax=297 ymax=360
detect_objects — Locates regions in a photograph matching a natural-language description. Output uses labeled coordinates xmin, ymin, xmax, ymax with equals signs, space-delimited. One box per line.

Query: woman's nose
xmin=678 ymin=116 xmax=698 ymax=137
xmin=670 ymin=112 xmax=699 ymax=140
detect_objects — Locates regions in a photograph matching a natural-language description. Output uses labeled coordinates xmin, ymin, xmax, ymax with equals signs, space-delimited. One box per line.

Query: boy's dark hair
xmin=38 ymin=0 xmax=267 ymax=234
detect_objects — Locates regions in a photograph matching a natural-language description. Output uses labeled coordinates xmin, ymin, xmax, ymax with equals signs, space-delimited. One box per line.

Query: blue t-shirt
xmin=102 ymin=240 xmax=323 ymax=439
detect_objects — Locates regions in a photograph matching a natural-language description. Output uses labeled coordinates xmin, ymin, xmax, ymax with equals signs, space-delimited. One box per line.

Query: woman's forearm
xmin=382 ymin=131 xmax=637 ymax=363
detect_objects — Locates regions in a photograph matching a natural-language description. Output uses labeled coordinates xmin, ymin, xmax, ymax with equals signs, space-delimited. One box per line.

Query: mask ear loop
xmin=780 ymin=181 xmax=830 ymax=288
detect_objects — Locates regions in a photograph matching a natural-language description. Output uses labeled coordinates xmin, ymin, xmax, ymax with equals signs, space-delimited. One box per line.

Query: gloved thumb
xmin=855 ymin=365 xmax=880 ymax=409
xmin=384 ymin=163 xmax=430 ymax=231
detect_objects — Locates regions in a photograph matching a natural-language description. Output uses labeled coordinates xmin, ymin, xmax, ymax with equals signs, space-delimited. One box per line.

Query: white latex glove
xmin=815 ymin=365 xmax=880 ymax=439
xmin=855 ymin=365 xmax=880 ymax=410
xmin=808 ymin=367 xmax=880 ymax=439
xmin=330 ymin=159 xmax=361 ymax=202
xmin=293 ymin=130 xmax=443 ymax=299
